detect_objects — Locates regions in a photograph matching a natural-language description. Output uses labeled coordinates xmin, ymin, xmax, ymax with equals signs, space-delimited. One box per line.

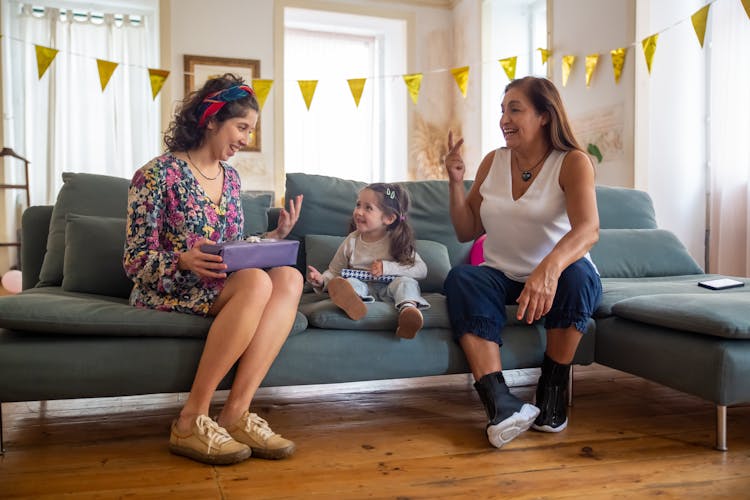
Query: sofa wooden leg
xmin=716 ymin=405 xmax=727 ymax=451
xmin=567 ymin=365 xmax=574 ymax=407
xmin=1 ymin=401 xmax=4 ymax=454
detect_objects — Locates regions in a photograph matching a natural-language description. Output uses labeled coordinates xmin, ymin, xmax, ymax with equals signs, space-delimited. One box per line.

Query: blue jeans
xmin=443 ymin=259 xmax=601 ymax=345
xmin=346 ymin=276 xmax=430 ymax=310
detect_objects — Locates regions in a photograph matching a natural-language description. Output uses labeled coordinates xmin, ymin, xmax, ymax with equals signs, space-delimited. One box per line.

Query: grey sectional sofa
xmin=1 ymin=172 xmax=748 ymax=453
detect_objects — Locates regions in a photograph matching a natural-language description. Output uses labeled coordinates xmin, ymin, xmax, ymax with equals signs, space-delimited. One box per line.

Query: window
xmin=2 ymin=0 xmax=160 ymax=204
xmin=282 ymin=7 xmax=407 ymax=183
xmin=481 ymin=0 xmax=547 ymax=153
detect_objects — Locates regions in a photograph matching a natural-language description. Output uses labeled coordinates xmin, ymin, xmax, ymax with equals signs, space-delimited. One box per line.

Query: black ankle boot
xmin=474 ymin=372 xmax=540 ymax=448
xmin=532 ymin=354 xmax=570 ymax=432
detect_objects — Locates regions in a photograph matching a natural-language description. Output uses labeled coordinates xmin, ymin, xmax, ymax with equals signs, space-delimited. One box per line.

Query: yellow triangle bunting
xmin=450 ymin=66 xmax=469 ymax=98
xmin=742 ymin=0 xmax=750 ymax=20
xmin=691 ymin=5 xmax=710 ymax=48
xmin=585 ymin=53 xmax=599 ymax=88
xmin=561 ymin=55 xmax=576 ymax=87
xmin=96 ymin=59 xmax=118 ymax=91
xmin=537 ymin=48 xmax=551 ymax=65
xmin=297 ymin=80 xmax=318 ymax=110
xmin=147 ymin=68 xmax=169 ymax=100
xmin=498 ymin=57 xmax=517 ymax=81
xmin=252 ymin=79 xmax=274 ymax=110
xmin=35 ymin=45 xmax=59 ymax=79
xmin=641 ymin=34 xmax=658 ymax=75
xmin=610 ymin=47 xmax=628 ymax=84
xmin=347 ymin=78 xmax=367 ymax=107
xmin=402 ymin=73 xmax=423 ymax=105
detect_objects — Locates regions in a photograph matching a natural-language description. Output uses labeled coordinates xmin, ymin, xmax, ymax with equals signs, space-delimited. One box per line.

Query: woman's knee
xmin=267 ymin=266 xmax=304 ymax=297
xmin=229 ymin=268 xmax=274 ymax=301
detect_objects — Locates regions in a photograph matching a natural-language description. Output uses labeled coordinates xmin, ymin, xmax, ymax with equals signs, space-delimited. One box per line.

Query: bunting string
xmin=1 ymin=0 xmax=744 ymax=106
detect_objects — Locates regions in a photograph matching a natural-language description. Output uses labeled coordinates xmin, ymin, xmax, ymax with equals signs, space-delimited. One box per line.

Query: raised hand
xmin=270 ymin=194 xmax=304 ymax=240
xmin=444 ymin=130 xmax=466 ymax=183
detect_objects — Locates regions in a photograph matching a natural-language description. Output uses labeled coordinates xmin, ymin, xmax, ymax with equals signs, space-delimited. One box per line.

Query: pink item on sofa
xmin=469 ymin=234 xmax=487 ymax=265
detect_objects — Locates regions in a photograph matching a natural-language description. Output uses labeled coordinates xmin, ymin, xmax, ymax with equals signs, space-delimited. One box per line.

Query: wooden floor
xmin=1 ymin=364 xmax=749 ymax=499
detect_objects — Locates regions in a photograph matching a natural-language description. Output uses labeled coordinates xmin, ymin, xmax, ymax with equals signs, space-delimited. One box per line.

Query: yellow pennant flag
xmin=96 ymin=59 xmax=118 ymax=91
xmin=561 ymin=55 xmax=576 ymax=87
xmin=537 ymin=48 xmax=551 ymax=65
xmin=147 ymin=68 xmax=169 ymax=100
xmin=742 ymin=0 xmax=750 ymax=19
xmin=498 ymin=56 xmax=517 ymax=81
xmin=35 ymin=45 xmax=58 ymax=79
xmin=347 ymin=78 xmax=367 ymax=107
xmin=691 ymin=5 xmax=711 ymax=48
xmin=252 ymin=79 xmax=274 ymax=110
xmin=450 ymin=66 xmax=469 ymax=98
xmin=610 ymin=47 xmax=627 ymax=84
xmin=402 ymin=73 xmax=423 ymax=105
xmin=585 ymin=54 xmax=599 ymax=88
xmin=641 ymin=34 xmax=658 ymax=75
xmin=297 ymin=80 xmax=318 ymax=110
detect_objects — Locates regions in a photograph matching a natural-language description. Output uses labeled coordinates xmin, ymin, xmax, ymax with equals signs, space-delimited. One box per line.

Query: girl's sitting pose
xmin=307 ymin=183 xmax=430 ymax=339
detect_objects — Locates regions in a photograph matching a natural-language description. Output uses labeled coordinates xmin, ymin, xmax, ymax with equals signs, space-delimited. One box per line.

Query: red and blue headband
xmin=197 ymin=84 xmax=256 ymax=127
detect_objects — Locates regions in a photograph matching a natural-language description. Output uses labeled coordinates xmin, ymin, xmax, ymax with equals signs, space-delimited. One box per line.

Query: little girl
xmin=307 ymin=183 xmax=430 ymax=339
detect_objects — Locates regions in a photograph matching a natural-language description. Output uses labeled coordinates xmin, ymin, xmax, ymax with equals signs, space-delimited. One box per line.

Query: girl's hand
xmin=269 ymin=194 xmax=304 ymax=240
xmin=516 ymin=265 xmax=558 ymax=324
xmin=177 ymin=238 xmax=227 ymax=279
xmin=444 ymin=130 xmax=466 ymax=183
xmin=306 ymin=265 xmax=324 ymax=287
xmin=370 ymin=260 xmax=384 ymax=277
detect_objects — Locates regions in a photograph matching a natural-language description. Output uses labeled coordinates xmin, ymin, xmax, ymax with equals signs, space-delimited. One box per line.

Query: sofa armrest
xmin=21 ymin=205 xmax=53 ymax=290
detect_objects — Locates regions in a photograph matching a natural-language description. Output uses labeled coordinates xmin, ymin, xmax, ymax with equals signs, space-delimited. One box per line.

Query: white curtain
xmin=708 ymin=0 xmax=750 ymax=276
xmin=5 ymin=3 xmax=159 ymax=205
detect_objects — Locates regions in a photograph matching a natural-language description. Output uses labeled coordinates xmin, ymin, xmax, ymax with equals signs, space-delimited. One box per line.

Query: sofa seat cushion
xmin=597 ymin=274 xmax=750 ymax=317
xmin=0 ymin=287 xmax=308 ymax=338
xmin=610 ymin=292 xmax=750 ymax=340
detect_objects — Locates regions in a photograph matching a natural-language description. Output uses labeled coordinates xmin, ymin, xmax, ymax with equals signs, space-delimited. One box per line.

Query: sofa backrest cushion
xmin=590 ymin=228 xmax=703 ymax=278
xmin=305 ymin=234 xmax=452 ymax=293
xmin=286 ymin=173 xmax=474 ymax=270
xmin=595 ymin=185 xmax=657 ymax=229
xmin=240 ymin=191 xmax=273 ymax=237
xmin=38 ymin=172 xmax=131 ymax=287
xmin=62 ymin=214 xmax=133 ymax=298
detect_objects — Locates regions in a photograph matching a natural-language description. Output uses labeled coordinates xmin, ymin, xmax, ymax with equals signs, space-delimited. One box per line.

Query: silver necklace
xmin=186 ymin=151 xmax=223 ymax=181
xmin=513 ymin=148 xmax=551 ymax=182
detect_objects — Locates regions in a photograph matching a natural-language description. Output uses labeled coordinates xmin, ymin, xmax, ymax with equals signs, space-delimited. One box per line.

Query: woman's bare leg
xmin=545 ymin=326 xmax=582 ymax=363
xmin=459 ymin=333 xmax=503 ymax=381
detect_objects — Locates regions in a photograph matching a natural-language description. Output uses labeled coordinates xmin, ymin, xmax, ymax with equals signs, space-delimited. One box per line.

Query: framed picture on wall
xmin=184 ymin=54 xmax=261 ymax=152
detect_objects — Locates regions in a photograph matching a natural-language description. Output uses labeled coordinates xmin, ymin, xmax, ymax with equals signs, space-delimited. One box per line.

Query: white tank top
xmin=478 ymin=148 xmax=594 ymax=281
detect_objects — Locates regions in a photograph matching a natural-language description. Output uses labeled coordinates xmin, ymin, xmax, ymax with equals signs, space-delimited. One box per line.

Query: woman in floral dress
xmin=124 ymin=74 xmax=304 ymax=465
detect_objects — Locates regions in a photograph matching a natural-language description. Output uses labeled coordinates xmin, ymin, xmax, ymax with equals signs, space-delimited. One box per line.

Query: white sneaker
xmin=486 ymin=404 xmax=540 ymax=449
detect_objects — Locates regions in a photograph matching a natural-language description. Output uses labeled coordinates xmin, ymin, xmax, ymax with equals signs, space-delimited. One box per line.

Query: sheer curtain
xmin=708 ymin=0 xmax=750 ymax=276
xmin=5 ymin=3 xmax=159 ymax=205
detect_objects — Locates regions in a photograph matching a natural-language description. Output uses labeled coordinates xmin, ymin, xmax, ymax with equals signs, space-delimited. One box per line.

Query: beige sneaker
xmin=169 ymin=414 xmax=252 ymax=465
xmin=396 ymin=306 xmax=423 ymax=339
xmin=328 ymin=277 xmax=367 ymax=320
xmin=227 ymin=411 xmax=296 ymax=459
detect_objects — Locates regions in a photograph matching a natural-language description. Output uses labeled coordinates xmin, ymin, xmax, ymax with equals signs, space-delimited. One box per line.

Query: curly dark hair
xmin=350 ymin=183 xmax=417 ymax=266
xmin=163 ymin=73 xmax=259 ymax=152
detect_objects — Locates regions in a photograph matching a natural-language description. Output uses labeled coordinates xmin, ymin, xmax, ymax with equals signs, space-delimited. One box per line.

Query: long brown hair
xmin=505 ymin=76 xmax=584 ymax=153
xmin=351 ymin=183 xmax=416 ymax=266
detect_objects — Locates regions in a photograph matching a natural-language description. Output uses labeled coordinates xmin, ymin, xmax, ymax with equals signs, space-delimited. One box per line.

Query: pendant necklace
xmin=186 ymin=151 xmax=223 ymax=181
xmin=513 ymin=148 xmax=551 ymax=182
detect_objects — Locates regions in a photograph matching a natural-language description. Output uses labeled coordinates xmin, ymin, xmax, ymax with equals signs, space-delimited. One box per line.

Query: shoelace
xmin=196 ymin=415 xmax=233 ymax=453
xmin=244 ymin=413 xmax=276 ymax=441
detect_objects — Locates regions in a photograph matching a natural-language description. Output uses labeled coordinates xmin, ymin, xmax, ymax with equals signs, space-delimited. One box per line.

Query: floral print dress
xmin=124 ymin=153 xmax=244 ymax=316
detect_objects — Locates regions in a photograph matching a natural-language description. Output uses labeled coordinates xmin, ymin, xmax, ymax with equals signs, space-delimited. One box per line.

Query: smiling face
xmin=499 ymin=87 xmax=548 ymax=150
xmin=205 ymin=108 xmax=258 ymax=161
xmin=352 ymin=188 xmax=397 ymax=241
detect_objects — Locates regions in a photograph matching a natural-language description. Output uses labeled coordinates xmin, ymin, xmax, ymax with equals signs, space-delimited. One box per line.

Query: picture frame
xmin=184 ymin=54 xmax=261 ymax=152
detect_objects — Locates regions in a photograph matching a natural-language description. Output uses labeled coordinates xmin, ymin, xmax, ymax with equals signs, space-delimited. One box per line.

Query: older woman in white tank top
xmin=443 ymin=76 xmax=602 ymax=449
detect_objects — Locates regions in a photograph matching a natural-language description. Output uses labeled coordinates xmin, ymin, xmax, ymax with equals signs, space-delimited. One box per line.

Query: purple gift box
xmin=201 ymin=239 xmax=300 ymax=272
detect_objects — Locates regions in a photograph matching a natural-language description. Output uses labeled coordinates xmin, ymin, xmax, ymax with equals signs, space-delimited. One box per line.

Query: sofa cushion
xmin=240 ymin=191 xmax=273 ymax=237
xmin=38 ymin=172 xmax=130 ymax=286
xmin=611 ymin=292 xmax=750 ymax=339
xmin=590 ymin=229 xmax=703 ymax=278
xmin=285 ymin=173 xmax=473 ymax=267
xmin=595 ymin=185 xmax=658 ymax=229
xmin=62 ymin=214 xmax=133 ymax=299
xmin=304 ymin=234 xmax=451 ymax=294
xmin=0 ymin=287 xmax=309 ymax=337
